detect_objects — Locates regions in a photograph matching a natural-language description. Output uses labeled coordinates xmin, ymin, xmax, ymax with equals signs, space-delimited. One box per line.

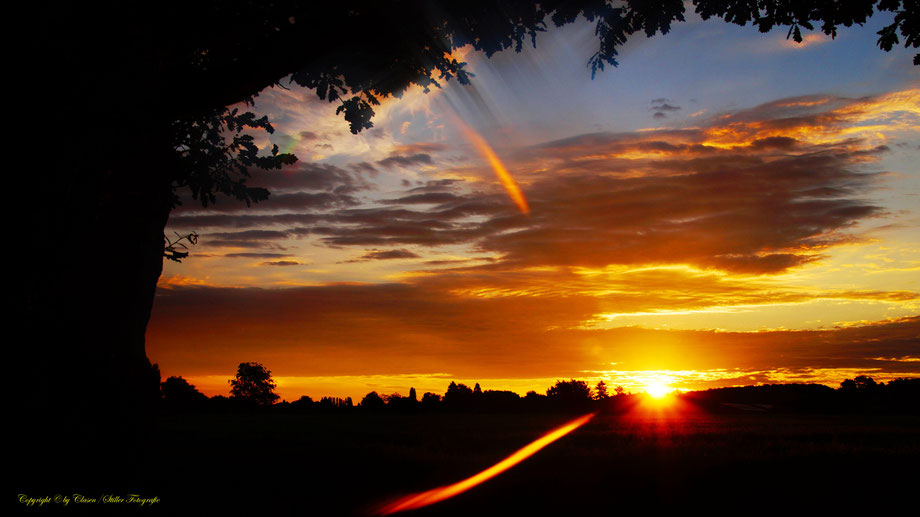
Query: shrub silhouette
xmin=161 ymin=376 xmax=208 ymax=407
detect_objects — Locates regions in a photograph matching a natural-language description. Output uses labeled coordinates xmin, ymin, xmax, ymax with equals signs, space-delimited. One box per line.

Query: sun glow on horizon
xmin=645 ymin=382 xmax=673 ymax=399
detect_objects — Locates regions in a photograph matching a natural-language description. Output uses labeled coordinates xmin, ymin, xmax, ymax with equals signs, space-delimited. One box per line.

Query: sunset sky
xmin=147 ymin=11 xmax=919 ymax=401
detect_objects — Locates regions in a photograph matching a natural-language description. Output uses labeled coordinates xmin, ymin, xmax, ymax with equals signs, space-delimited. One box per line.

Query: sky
xmin=147 ymin=10 xmax=919 ymax=401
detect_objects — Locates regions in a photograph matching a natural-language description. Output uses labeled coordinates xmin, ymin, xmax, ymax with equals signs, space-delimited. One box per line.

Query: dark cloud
xmin=344 ymin=249 xmax=421 ymax=262
xmin=476 ymin=153 xmax=881 ymax=272
xmin=260 ymin=260 xmax=302 ymax=266
xmin=422 ymin=256 xmax=497 ymax=266
xmin=169 ymin=213 xmax=322 ymax=229
xmin=408 ymin=179 xmax=464 ymax=192
xmin=748 ymin=136 xmax=798 ymax=150
xmin=205 ymin=229 xmax=298 ymax=249
xmin=349 ymin=162 xmax=379 ymax=174
xmin=300 ymin=144 xmax=883 ymax=273
xmin=422 ymin=258 xmax=475 ymax=266
xmin=376 ymin=153 xmax=433 ymax=169
xmin=170 ymin=162 xmax=371 ymax=219
xmin=175 ymin=192 xmax=359 ymax=215
xmin=651 ymin=98 xmax=682 ymax=119
xmin=208 ymin=230 xmax=291 ymax=241
xmin=246 ymin=162 xmax=372 ymax=193
xmin=303 ymin=198 xmax=512 ymax=247
xmin=224 ymin=252 xmax=291 ymax=259
xmin=381 ymin=192 xmax=464 ymax=205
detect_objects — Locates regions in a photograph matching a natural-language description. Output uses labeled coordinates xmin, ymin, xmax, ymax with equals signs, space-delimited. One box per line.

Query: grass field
xmin=131 ymin=406 xmax=920 ymax=516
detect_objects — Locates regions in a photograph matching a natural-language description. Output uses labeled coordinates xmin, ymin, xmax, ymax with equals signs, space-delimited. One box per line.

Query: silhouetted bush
xmin=291 ymin=395 xmax=314 ymax=411
xmin=318 ymin=396 xmax=353 ymax=411
xmin=161 ymin=376 xmax=208 ymax=409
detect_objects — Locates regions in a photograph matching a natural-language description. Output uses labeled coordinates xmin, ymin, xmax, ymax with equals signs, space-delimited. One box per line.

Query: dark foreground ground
xmin=17 ymin=405 xmax=920 ymax=515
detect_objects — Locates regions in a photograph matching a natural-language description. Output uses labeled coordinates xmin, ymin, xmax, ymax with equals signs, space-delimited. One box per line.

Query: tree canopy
xmin=229 ymin=362 xmax=280 ymax=405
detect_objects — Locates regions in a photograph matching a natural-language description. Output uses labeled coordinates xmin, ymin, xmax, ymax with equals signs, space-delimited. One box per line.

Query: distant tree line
xmin=154 ymin=364 xmax=920 ymax=414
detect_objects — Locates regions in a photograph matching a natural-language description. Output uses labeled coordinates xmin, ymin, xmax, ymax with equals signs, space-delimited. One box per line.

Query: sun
xmin=645 ymin=382 xmax=672 ymax=399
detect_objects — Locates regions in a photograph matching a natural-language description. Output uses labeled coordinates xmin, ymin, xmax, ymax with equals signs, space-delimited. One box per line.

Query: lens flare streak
xmin=375 ymin=412 xmax=595 ymax=515
xmin=457 ymin=122 xmax=530 ymax=214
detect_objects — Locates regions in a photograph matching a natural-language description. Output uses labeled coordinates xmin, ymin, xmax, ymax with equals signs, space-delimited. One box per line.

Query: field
xmin=120 ymin=406 xmax=919 ymax=516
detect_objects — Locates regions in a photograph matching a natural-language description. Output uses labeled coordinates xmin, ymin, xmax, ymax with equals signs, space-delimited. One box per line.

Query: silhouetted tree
xmin=854 ymin=375 xmax=880 ymax=391
xmin=481 ymin=390 xmax=522 ymax=412
xmin=421 ymin=392 xmax=442 ymax=410
xmin=291 ymin=395 xmax=314 ymax=410
xmin=409 ymin=387 xmax=418 ymax=402
xmin=360 ymin=391 xmax=386 ymax=410
xmin=841 ymin=376 xmax=881 ymax=393
xmin=229 ymin=362 xmax=279 ymax=405
xmin=444 ymin=381 xmax=475 ymax=410
xmin=384 ymin=392 xmax=419 ymax=412
xmin=884 ymin=378 xmax=920 ymax=411
xmin=523 ymin=390 xmax=548 ymax=411
xmin=547 ymin=379 xmax=593 ymax=409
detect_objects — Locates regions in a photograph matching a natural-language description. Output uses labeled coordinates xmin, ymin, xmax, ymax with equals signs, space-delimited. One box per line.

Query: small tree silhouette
xmin=229 ymin=362 xmax=279 ymax=405
xmin=595 ymin=381 xmax=609 ymax=400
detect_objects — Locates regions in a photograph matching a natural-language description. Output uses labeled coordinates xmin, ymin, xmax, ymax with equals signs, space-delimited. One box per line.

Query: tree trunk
xmin=20 ymin=6 xmax=175 ymax=486
xmin=21 ymin=133 xmax=174 ymax=484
